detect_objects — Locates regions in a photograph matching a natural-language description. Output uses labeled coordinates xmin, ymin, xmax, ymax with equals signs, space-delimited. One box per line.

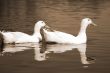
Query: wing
xmin=44 ymin=30 xmax=76 ymax=43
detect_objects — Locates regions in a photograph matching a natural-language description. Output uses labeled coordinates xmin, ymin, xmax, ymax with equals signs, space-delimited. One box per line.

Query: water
xmin=0 ymin=0 xmax=110 ymax=73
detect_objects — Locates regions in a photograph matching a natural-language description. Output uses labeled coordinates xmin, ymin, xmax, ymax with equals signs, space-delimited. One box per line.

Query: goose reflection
xmin=0 ymin=43 xmax=95 ymax=64
xmin=34 ymin=43 xmax=95 ymax=64
xmin=0 ymin=43 xmax=35 ymax=55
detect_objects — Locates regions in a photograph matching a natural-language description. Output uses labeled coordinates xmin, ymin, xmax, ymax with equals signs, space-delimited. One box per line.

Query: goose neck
xmin=78 ymin=22 xmax=88 ymax=36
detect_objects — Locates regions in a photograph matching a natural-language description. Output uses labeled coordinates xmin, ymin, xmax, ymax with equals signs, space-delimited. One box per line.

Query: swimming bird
xmin=1 ymin=21 xmax=47 ymax=44
xmin=41 ymin=18 xmax=96 ymax=44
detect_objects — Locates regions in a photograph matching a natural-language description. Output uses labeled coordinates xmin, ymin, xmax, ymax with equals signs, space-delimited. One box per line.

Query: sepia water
xmin=0 ymin=0 xmax=110 ymax=73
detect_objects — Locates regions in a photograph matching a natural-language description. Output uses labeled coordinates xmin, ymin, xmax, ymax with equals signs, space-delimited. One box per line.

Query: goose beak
xmin=43 ymin=25 xmax=54 ymax=32
xmin=44 ymin=25 xmax=50 ymax=29
xmin=91 ymin=23 xmax=97 ymax=26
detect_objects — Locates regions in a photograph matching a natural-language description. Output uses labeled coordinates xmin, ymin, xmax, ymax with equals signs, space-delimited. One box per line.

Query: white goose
xmin=42 ymin=18 xmax=96 ymax=44
xmin=1 ymin=21 xmax=46 ymax=43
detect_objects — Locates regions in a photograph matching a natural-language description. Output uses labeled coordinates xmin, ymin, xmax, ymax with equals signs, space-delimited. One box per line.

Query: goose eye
xmin=42 ymin=21 xmax=44 ymax=23
xmin=88 ymin=18 xmax=91 ymax=21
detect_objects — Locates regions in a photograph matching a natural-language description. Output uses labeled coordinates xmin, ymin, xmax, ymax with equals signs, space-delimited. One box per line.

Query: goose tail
xmin=0 ymin=32 xmax=4 ymax=52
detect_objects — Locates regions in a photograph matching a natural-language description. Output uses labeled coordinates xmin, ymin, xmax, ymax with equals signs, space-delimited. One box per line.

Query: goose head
xmin=34 ymin=21 xmax=47 ymax=33
xmin=81 ymin=18 xmax=96 ymax=28
xmin=35 ymin=21 xmax=46 ymax=29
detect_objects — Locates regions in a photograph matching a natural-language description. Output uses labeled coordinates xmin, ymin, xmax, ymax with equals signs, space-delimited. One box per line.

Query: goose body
xmin=43 ymin=30 xmax=85 ymax=44
xmin=42 ymin=18 xmax=96 ymax=44
xmin=2 ymin=32 xmax=40 ymax=43
xmin=1 ymin=21 xmax=46 ymax=43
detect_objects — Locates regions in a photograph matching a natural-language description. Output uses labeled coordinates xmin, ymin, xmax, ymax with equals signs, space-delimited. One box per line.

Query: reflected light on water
xmin=0 ymin=43 xmax=95 ymax=65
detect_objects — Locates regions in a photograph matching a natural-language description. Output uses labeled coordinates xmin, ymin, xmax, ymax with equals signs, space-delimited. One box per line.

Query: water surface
xmin=0 ymin=0 xmax=110 ymax=73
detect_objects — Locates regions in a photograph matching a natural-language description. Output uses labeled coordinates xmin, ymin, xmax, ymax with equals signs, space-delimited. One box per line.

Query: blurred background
xmin=0 ymin=0 xmax=110 ymax=35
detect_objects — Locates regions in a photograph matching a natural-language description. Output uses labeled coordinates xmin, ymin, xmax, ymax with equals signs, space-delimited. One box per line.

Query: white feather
xmin=1 ymin=21 xmax=46 ymax=43
xmin=43 ymin=18 xmax=96 ymax=44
